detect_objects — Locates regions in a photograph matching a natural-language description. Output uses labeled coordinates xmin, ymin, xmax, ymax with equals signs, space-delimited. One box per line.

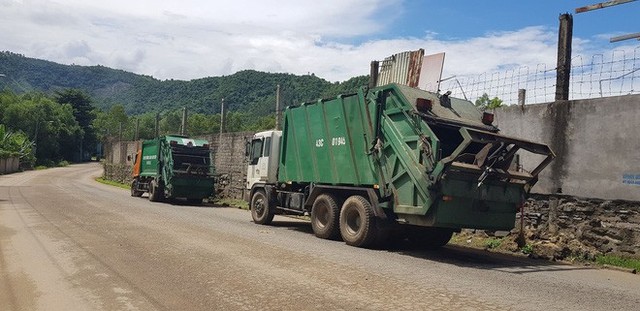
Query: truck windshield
xmin=250 ymin=139 xmax=263 ymax=165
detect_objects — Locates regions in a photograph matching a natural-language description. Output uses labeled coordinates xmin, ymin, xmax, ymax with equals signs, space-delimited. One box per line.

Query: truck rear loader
xmin=132 ymin=135 xmax=215 ymax=204
xmin=246 ymin=83 xmax=554 ymax=248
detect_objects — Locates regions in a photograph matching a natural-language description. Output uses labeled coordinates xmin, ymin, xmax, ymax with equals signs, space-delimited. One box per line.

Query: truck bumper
xmin=167 ymin=177 xmax=215 ymax=199
xmin=432 ymin=177 xmax=522 ymax=230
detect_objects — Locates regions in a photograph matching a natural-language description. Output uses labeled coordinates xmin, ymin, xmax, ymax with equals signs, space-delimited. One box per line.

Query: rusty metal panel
xmin=376 ymin=49 xmax=424 ymax=87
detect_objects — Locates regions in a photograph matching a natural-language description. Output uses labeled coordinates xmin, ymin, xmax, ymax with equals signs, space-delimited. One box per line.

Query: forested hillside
xmin=0 ymin=51 xmax=369 ymax=115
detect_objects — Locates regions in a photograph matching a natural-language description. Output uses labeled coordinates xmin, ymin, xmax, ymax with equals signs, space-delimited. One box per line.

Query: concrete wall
xmin=494 ymin=94 xmax=640 ymax=201
xmin=196 ymin=132 xmax=254 ymax=199
xmin=104 ymin=140 xmax=139 ymax=166
xmin=0 ymin=157 xmax=19 ymax=174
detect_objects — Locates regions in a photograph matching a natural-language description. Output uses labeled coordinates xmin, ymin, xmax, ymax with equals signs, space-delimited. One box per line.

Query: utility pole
xmin=275 ymin=84 xmax=281 ymax=130
xmin=220 ymin=98 xmax=226 ymax=135
xmin=155 ymin=113 xmax=160 ymax=138
xmin=555 ymin=13 xmax=573 ymax=101
xmin=181 ymin=107 xmax=188 ymax=136
xmin=369 ymin=61 xmax=380 ymax=89
xmin=518 ymin=89 xmax=526 ymax=108
xmin=134 ymin=118 xmax=140 ymax=141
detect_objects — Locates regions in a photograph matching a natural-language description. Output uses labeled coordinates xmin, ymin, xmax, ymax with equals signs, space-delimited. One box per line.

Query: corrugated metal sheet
xmin=376 ymin=49 xmax=424 ymax=87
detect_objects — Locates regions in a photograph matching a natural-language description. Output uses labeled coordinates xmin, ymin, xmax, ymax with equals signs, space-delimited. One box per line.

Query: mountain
xmin=0 ymin=51 xmax=369 ymax=115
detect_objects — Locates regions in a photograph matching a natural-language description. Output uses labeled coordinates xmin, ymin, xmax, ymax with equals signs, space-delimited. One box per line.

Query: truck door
xmin=246 ymin=136 xmax=271 ymax=189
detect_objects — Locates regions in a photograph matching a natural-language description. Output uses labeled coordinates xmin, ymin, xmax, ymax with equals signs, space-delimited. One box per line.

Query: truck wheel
xmin=149 ymin=180 xmax=164 ymax=202
xmin=311 ymin=194 xmax=340 ymax=240
xmin=408 ymin=227 xmax=454 ymax=249
xmin=131 ymin=180 xmax=143 ymax=197
xmin=251 ymin=190 xmax=274 ymax=225
xmin=339 ymin=195 xmax=377 ymax=248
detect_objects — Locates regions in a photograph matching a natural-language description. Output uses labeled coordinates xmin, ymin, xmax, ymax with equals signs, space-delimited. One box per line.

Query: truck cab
xmin=246 ymin=130 xmax=281 ymax=192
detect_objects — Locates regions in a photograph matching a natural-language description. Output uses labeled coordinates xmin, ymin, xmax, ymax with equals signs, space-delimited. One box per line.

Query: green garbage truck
xmin=131 ymin=135 xmax=215 ymax=204
xmin=245 ymin=83 xmax=554 ymax=248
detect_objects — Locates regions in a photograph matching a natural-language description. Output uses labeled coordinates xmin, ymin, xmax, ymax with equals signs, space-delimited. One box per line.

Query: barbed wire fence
xmin=440 ymin=46 xmax=640 ymax=105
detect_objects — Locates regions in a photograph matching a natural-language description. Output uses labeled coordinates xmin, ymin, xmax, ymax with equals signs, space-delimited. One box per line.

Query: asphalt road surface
xmin=1 ymin=163 xmax=639 ymax=311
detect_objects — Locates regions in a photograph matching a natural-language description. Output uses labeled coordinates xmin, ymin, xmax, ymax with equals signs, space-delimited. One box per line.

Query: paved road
xmin=1 ymin=163 xmax=638 ymax=311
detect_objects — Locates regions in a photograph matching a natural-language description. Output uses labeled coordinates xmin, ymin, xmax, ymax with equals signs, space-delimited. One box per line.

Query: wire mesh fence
xmin=440 ymin=46 xmax=640 ymax=105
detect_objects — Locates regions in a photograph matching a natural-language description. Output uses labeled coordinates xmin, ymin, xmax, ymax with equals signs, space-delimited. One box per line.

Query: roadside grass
xmin=213 ymin=198 xmax=249 ymax=209
xmin=96 ymin=177 xmax=130 ymax=190
xmin=596 ymin=254 xmax=640 ymax=271
xmin=34 ymin=160 xmax=71 ymax=170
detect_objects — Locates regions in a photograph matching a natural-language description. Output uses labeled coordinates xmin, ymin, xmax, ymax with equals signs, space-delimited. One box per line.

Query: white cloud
xmin=0 ymin=0 xmax=626 ymax=84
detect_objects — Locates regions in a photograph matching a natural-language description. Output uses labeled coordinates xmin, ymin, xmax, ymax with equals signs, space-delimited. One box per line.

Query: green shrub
xmin=484 ymin=238 xmax=503 ymax=249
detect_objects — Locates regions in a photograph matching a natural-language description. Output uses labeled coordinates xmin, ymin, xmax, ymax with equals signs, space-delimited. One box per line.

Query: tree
xmin=160 ymin=110 xmax=182 ymax=135
xmin=475 ymin=93 xmax=504 ymax=110
xmin=1 ymin=92 xmax=82 ymax=165
xmin=93 ymin=104 xmax=129 ymax=141
xmin=55 ymin=89 xmax=96 ymax=160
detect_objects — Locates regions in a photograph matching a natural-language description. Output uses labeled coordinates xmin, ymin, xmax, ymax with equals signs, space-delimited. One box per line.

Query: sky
xmin=0 ymin=0 xmax=638 ymax=82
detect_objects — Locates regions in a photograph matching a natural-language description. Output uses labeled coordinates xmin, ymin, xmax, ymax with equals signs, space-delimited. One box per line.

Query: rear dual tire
xmin=339 ymin=195 xmax=378 ymax=248
xmin=311 ymin=194 xmax=340 ymax=240
xmin=149 ymin=179 xmax=164 ymax=202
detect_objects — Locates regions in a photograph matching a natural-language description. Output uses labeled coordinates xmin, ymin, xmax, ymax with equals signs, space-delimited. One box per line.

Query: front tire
xmin=311 ymin=194 xmax=340 ymax=240
xmin=339 ymin=195 xmax=377 ymax=248
xmin=251 ymin=190 xmax=274 ymax=225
